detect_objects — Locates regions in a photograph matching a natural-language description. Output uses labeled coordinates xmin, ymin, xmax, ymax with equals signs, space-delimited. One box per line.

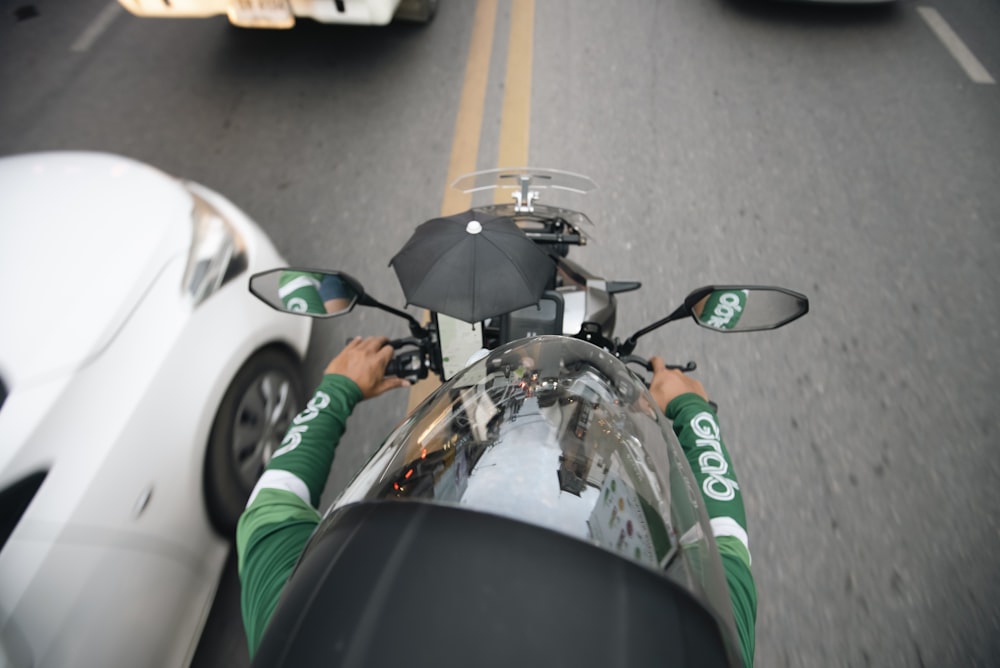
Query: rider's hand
xmin=325 ymin=336 xmax=410 ymax=399
xmin=648 ymin=356 xmax=708 ymax=413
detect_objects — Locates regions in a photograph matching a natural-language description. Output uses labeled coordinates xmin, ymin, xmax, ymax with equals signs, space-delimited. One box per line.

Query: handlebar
xmin=620 ymin=355 xmax=697 ymax=374
xmin=621 ymin=356 xmax=719 ymax=414
xmin=343 ymin=336 xmax=430 ymax=384
xmin=385 ymin=348 xmax=426 ymax=382
xmin=385 ymin=338 xmax=429 ymax=383
xmin=350 ymin=335 xmax=718 ymax=412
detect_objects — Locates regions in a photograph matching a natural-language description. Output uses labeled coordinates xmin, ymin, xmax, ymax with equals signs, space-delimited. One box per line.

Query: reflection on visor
xmin=335 ymin=338 xmax=684 ymax=568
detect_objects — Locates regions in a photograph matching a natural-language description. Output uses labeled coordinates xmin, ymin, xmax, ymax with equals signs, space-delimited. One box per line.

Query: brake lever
xmin=620 ymin=356 xmax=697 ymax=373
xmin=669 ymin=361 xmax=698 ymax=373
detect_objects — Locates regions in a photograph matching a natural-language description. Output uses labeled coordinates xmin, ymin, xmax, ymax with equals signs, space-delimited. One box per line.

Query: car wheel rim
xmin=231 ymin=370 xmax=299 ymax=490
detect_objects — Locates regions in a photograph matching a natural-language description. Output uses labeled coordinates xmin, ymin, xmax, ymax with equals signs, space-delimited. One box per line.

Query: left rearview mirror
xmin=686 ymin=286 xmax=809 ymax=332
xmin=249 ymin=268 xmax=363 ymax=318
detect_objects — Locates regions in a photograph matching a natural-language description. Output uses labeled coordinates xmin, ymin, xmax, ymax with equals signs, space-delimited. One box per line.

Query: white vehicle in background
xmin=117 ymin=0 xmax=437 ymax=29
xmin=0 ymin=151 xmax=311 ymax=666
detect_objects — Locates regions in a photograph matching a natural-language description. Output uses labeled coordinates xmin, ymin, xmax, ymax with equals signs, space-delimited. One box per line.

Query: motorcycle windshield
xmin=451 ymin=167 xmax=597 ymax=197
xmin=332 ymin=336 xmax=738 ymax=636
xmin=453 ymin=168 xmax=598 ymax=238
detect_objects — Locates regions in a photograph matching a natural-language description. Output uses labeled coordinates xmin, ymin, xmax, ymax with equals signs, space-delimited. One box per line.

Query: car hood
xmin=0 ymin=152 xmax=194 ymax=389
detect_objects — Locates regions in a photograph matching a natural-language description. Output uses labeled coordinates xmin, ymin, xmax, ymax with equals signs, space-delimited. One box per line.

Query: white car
xmin=0 ymin=152 xmax=311 ymax=667
xmin=117 ymin=0 xmax=437 ymax=28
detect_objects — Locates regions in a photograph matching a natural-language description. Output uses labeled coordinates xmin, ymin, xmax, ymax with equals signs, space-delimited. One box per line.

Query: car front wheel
xmin=204 ymin=347 xmax=304 ymax=536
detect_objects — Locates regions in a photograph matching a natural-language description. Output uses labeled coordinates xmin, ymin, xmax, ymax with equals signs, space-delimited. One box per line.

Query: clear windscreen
xmin=451 ymin=167 xmax=597 ymax=197
xmin=450 ymin=168 xmax=597 ymax=241
xmin=331 ymin=337 xmax=738 ymax=635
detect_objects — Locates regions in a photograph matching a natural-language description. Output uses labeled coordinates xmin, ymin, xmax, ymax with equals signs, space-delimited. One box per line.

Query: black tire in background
xmin=204 ymin=346 xmax=305 ymax=537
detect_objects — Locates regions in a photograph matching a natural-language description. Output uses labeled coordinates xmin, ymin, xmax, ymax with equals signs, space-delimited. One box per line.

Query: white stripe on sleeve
xmin=710 ymin=516 xmax=751 ymax=565
xmin=246 ymin=469 xmax=311 ymax=508
xmin=278 ymin=275 xmax=320 ymax=298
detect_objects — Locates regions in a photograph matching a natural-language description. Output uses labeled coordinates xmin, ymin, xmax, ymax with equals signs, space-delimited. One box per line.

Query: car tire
xmin=204 ymin=347 xmax=305 ymax=537
xmin=393 ymin=0 xmax=437 ymax=23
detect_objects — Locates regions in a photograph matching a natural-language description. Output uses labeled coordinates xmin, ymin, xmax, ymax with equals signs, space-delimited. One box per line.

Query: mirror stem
xmin=619 ymin=304 xmax=689 ymax=356
xmin=364 ymin=298 xmax=428 ymax=337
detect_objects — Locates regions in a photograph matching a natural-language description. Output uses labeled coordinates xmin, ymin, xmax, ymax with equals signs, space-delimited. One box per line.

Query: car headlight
xmin=183 ymin=191 xmax=247 ymax=305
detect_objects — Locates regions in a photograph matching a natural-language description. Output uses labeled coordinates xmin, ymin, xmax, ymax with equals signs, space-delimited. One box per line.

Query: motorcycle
xmin=247 ymin=168 xmax=808 ymax=668
xmin=251 ymin=168 xmax=807 ymax=386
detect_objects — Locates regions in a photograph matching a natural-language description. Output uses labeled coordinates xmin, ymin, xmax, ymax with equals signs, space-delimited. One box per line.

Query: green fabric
xmin=667 ymin=392 xmax=756 ymax=668
xmin=718 ymin=537 xmax=757 ymax=668
xmin=666 ymin=394 xmax=747 ymax=529
xmin=278 ymin=270 xmax=326 ymax=315
xmin=263 ymin=373 xmax=362 ymax=506
xmin=236 ymin=373 xmax=361 ymax=657
xmin=698 ymin=289 xmax=748 ymax=330
xmin=236 ymin=489 xmax=320 ymax=655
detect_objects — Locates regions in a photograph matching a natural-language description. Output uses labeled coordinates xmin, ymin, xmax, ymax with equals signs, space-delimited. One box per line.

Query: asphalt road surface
xmin=2 ymin=0 xmax=999 ymax=666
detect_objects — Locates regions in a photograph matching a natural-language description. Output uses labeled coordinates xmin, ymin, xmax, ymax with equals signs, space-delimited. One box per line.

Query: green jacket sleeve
xmin=666 ymin=393 xmax=757 ymax=668
xmin=236 ymin=373 xmax=362 ymax=657
xmin=697 ymin=289 xmax=749 ymax=330
xmin=278 ymin=271 xmax=327 ymax=315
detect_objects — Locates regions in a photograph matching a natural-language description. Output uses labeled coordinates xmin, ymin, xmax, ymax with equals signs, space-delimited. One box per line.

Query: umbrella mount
xmin=512 ymin=175 xmax=539 ymax=214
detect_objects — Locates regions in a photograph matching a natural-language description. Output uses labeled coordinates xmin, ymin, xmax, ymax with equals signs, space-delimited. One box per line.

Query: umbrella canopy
xmin=390 ymin=210 xmax=556 ymax=323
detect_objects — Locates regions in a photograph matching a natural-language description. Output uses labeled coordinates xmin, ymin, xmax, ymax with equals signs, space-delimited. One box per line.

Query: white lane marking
xmin=71 ymin=2 xmax=124 ymax=53
xmin=917 ymin=6 xmax=995 ymax=85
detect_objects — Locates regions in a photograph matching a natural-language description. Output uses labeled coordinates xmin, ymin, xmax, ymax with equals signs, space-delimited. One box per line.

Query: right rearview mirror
xmin=686 ymin=286 xmax=809 ymax=332
xmin=249 ymin=268 xmax=363 ymax=318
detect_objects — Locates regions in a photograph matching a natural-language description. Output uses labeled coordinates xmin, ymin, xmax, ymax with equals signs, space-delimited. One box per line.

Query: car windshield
xmin=331 ymin=336 xmax=738 ymax=635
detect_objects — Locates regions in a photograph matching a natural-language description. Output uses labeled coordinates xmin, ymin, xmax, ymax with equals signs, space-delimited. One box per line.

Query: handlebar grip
xmin=384 ymin=348 xmax=427 ymax=382
xmin=341 ymin=337 xmax=426 ymax=381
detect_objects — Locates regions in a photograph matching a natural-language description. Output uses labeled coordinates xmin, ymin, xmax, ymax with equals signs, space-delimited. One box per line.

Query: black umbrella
xmin=390 ymin=210 xmax=556 ymax=323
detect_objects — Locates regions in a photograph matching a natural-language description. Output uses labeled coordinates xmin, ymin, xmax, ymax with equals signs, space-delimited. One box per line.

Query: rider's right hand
xmin=325 ymin=336 xmax=410 ymax=399
xmin=648 ymin=356 xmax=708 ymax=413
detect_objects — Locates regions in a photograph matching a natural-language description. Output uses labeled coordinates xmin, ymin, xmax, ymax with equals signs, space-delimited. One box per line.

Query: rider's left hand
xmin=325 ymin=336 xmax=410 ymax=399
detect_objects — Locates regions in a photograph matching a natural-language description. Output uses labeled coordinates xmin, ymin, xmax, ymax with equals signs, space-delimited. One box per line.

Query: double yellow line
xmin=408 ymin=0 xmax=535 ymax=408
xmin=441 ymin=0 xmax=535 ymax=215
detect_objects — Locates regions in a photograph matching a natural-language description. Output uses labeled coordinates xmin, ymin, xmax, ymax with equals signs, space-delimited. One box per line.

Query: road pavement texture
xmin=2 ymin=0 xmax=999 ymax=666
